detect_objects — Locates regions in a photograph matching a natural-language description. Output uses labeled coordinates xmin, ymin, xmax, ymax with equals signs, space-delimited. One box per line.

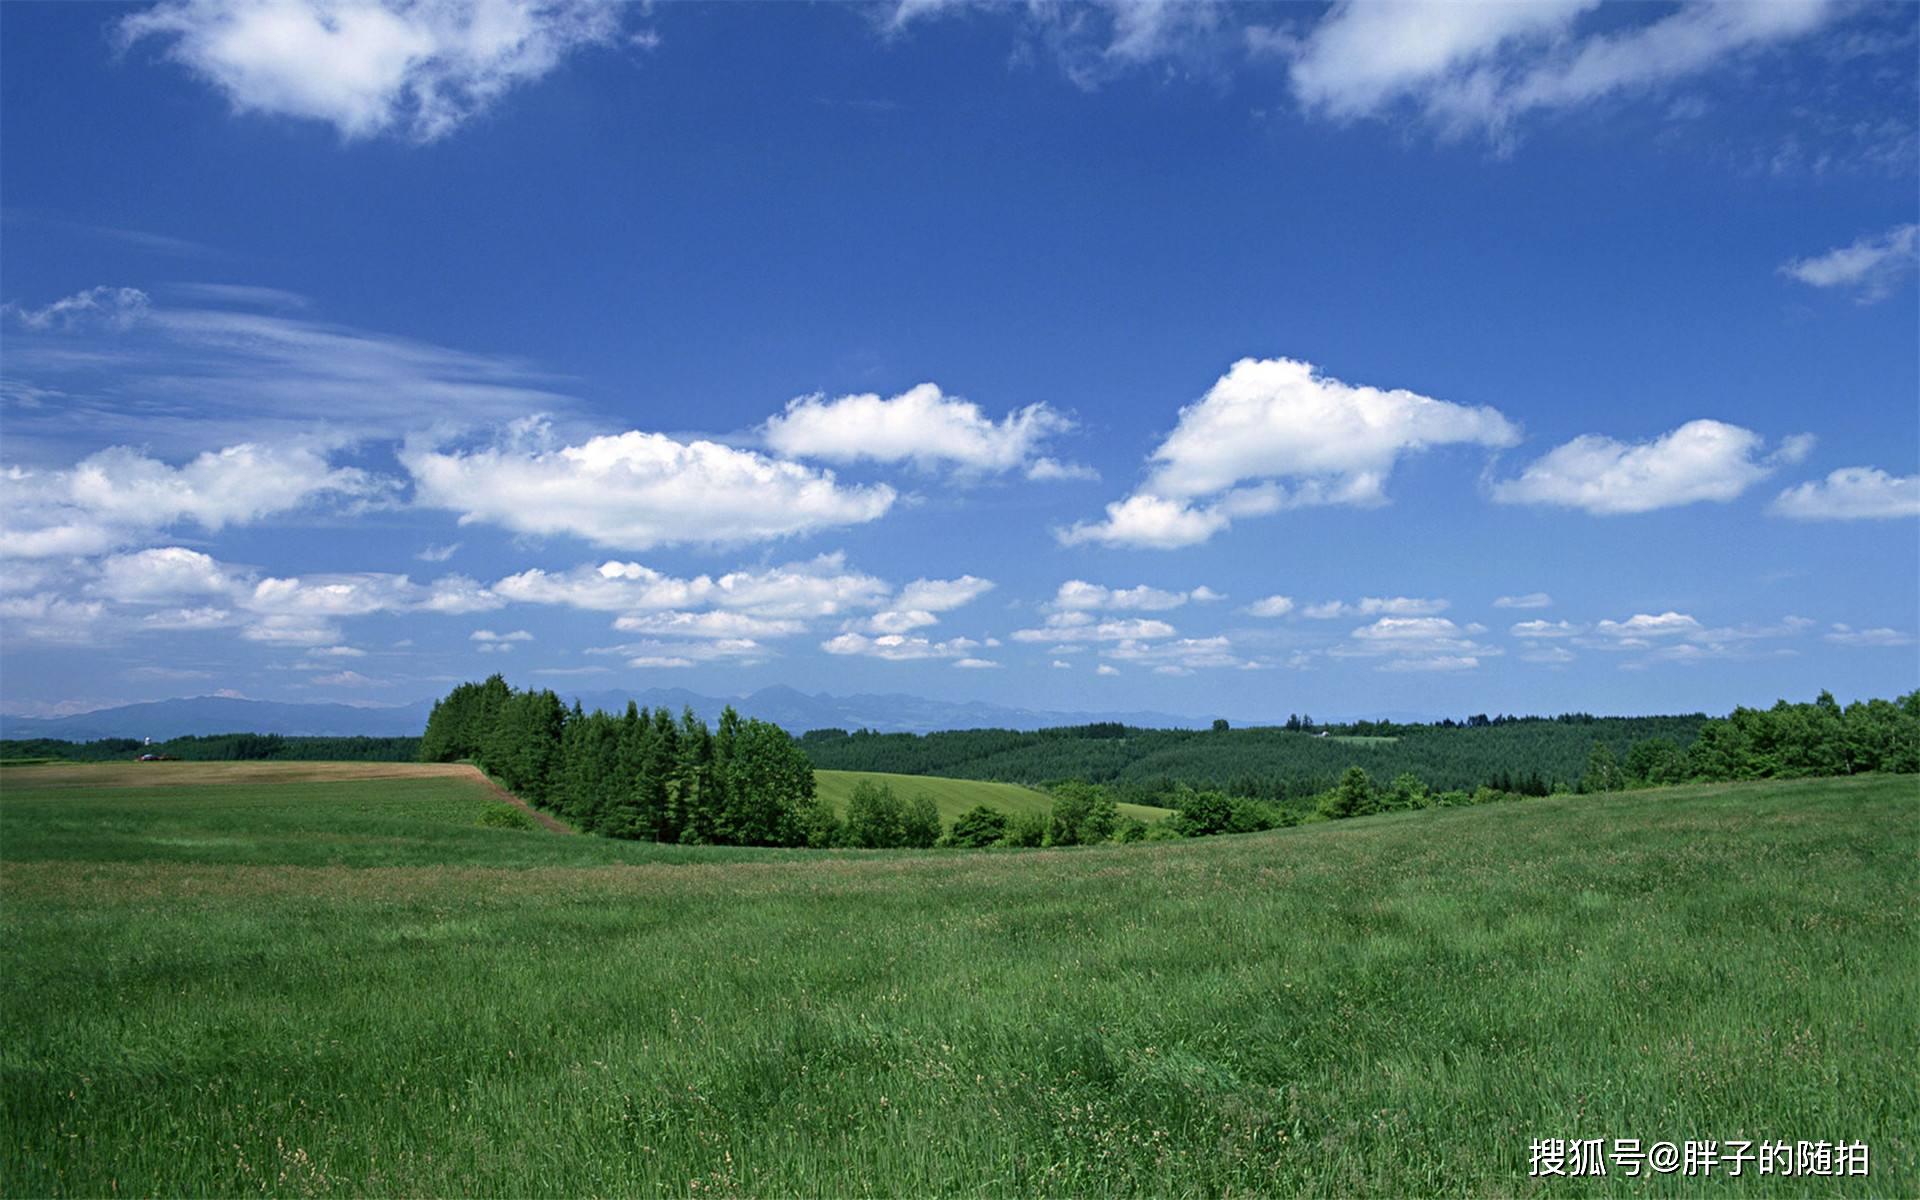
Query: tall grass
xmin=2 ymin=764 xmax=1913 ymax=1195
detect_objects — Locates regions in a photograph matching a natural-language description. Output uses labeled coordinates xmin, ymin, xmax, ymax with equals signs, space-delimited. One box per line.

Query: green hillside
xmin=2 ymin=763 xmax=1914 ymax=1195
xmin=815 ymin=768 xmax=1171 ymax=823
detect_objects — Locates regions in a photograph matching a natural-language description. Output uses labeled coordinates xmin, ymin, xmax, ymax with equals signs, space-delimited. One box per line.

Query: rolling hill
xmin=813 ymin=769 xmax=1172 ymax=824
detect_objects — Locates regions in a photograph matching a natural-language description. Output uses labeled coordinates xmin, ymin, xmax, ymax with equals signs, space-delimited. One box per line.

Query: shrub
xmin=794 ymin=794 xmax=844 ymax=848
xmin=947 ymin=804 xmax=1008 ymax=848
xmin=1318 ymin=766 xmax=1376 ymax=820
xmin=477 ymin=804 xmax=535 ymax=830
xmin=845 ymin=780 xmax=907 ymax=848
xmin=1004 ymin=811 xmax=1049 ymax=847
xmin=901 ymin=794 xmax=942 ymax=848
xmin=1112 ymin=815 xmax=1148 ymax=843
xmin=1171 ymin=785 xmax=1235 ymax=836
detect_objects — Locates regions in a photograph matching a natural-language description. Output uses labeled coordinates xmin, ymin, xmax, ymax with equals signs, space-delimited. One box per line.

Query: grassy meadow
xmin=814 ymin=767 xmax=1171 ymax=824
xmin=1 ymin=761 xmax=1915 ymax=1195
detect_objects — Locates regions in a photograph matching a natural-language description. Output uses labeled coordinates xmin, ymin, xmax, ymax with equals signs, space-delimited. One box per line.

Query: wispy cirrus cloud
xmin=1780 ymin=224 xmax=1918 ymax=303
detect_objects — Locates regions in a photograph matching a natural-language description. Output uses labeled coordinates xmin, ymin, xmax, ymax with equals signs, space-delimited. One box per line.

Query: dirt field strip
xmin=466 ymin=767 xmax=574 ymax=834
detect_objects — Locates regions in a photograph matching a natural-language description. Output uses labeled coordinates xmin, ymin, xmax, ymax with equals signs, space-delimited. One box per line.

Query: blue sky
xmin=2 ymin=0 xmax=1916 ymax=722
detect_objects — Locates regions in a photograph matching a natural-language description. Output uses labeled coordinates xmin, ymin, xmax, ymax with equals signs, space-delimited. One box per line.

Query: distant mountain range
xmin=1 ymin=686 xmax=1284 ymax=742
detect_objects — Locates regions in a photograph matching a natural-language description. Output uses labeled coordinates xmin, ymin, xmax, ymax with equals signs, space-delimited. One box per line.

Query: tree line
xmin=1582 ymin=691 xmax=1918 ymax=791
xmin=419 ymin=675 xmax=824 ymax=845
xmin=1 ymin=734 xmax=421 ymax=763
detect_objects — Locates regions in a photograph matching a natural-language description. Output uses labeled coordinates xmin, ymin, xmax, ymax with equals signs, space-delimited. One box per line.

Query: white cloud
xmin=1050 ymin=659 xmax=1072 ymax=669
xmin=3 ymin=288 xmax=585 ymax=451
xmin=306 ymin=644 xmax=366 ymax=657
xmin=404 ymin=425 xmax=895 ymax=551
xmin=1825 ymin=624 xmax=1915 ymax=647
xmin=1492 ymin=419 xmax=1811 ymax=515
xmin=1302 ymin=596 xmax=1450 ymax=620
xmin=1057 ymin=492 xmax=1234 ymax=550
xmin=894 ymin=575 xmax=996 ymax=612
xmin=0 ymin=593 xmax=108 ymax=644
xmin=1103 ymin=635 xmax=1254 ymax=672
xmin=470 ymin=628 xmax=533 ymax=642
xmin=612 ymin=610 xmax=805 ymax=640
xmin=1592 ymin=611 xmax=1703 ymax=640
xmin=1511 ymin=619 xmax=1581 ymax=639
xmin=1025 ymin=457 xmax=1100 ymax=482
xmin=120 ymin=0 xmax=622 ymax=142
xmin=1095 ymin=663 xmax=1120 ymax=676
xmin=887 ymin=0 xmax=1230 ymax=89
xmin=2 ymin=442 xmax=382 ymax=558
xmin=1771 ymin=467 xmax=1920 ymax=520
xmin=1011 ymin=612 xmax=1177 ymax=643
xmin=241 ymin=614 xmax=343 ymax=645
xmin=1519 ymin=645 xmax=1576 ymax=665
xmin=1494 ymin=592 xmax=1553 ymax=609
xmin=592 ymin=637 xmax=770 ymax=669
xmin=820 ymin=631 xmax=981 ymax=661
xmin=416 ymin=541 xmax=461 ymax=563
xmin=3 ymin=285 xmax=151 ymax=332
xmin=1245 ymin=594 xmax=1295 ymax=618
xmin=764 ymin=383 xmax=1070 ymax=474
xmin=311 ymin=670 xmax=381 ymax=687
xmin=142 ymin=606 xmax=234 ymax=631
xmin=1330 ymin=615 xmax=1499 ymax=671
xmin=93 ymin=547 xmax=240 ymax=602
xmin=953 ymin=657 xmax=1000 ymax=669
xmin=1781 ymin=224 xmax=1919 ymax=303
xmin=1063 ymin=357 xmax=1516 ymax=548
xmin=1280 ymin=0 xmax=1840 ymax=141
xmin=1052 ymin=579 xmax=1211 ymax=612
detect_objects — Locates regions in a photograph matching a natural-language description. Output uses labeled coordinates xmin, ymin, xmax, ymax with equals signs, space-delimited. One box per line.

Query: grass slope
xmin=815 ymin=767 xmax=1171 ymax=823
xmin=1 ymin=762 xmax=1914 ymax=1195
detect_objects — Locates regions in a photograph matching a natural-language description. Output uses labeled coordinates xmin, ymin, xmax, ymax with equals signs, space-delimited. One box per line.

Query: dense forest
xmin=798 ymin=712 xmax=1713 ymax=804
xmin=801 ymin=692 xmax=1920 ymax=808
xmin=0 ymin=733 xmax=420 ymax=763
xmin=419 ymin=675 xmax=824 ymax=846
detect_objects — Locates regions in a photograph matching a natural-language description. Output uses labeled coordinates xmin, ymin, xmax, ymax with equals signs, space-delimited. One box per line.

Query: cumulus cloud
xmin=820 ymin=631 xmax=982 ymax=661
xmin=1494 ymin=592 xmax=1553 ymax=609
xmin=1302 ymin=596 xmax=1449 ymax=620
xmin=1277 ymin=0 xmax=1841 ymax=142
xmin=404 ymin=424 xmax=896 ymax=551
xmin=1492 ymin=419 xmax=1811 ymax=515
xmin=119 ymin=0 xmax=623 ymax=142
xmin=1771 ymin=467 xmax=1920 ymax=520
xmin=953 ymin=657 xmax=1000 ymax=669
xmin=1591 ymin=611 xmax=1703 ymax=640
xmin=1244 ymin=594 xmax=1295 ymax=618
xmin=1510 ymin=619 xmax=1581 ymax=639
xmin=764 ymin=383 xmax=1071 ymax=475
xmin=1052 ymin=579 xmax=1213 ymax=612
xmin=1780 ymin=224 xmax=1919 ymax=303
xmin=855 ymin=574 xmax=997 ymax=631
xmin=1102 ymin=635 xmax=1255 ymax=672
xmin=470 ymin=628 xmax=533 ymax=642
xmin=1329 ymin=615 xmax=1498 ymax=672
xmin=495 ymin=554 xmax=891 ymax=620
xmin=2 ymin=442 xmax=382 ymax=558
xmin=1057 ymin=492 xmax=1235 ymax=550
xmin=612 ymin=610 xmax=806 ymax=640
xmin=1095 ymin=663 xmax=1120 ymax=676
xmin=1062 ymin=357 xmax=1516 ymax=548
xmin=1010 ymin=612 xmax=1177 ymax=643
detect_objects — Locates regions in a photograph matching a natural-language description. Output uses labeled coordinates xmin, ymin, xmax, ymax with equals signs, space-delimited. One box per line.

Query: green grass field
xmin=2 ymin=761 xmax=1914 ymax=1195
xmin=814 ymin=767 xmax=1171 ymax=824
